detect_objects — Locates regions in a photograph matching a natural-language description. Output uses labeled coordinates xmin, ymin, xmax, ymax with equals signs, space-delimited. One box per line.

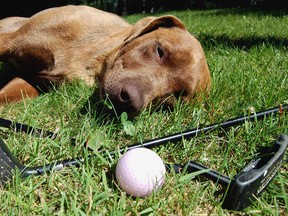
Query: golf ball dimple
xmin=115 ymin=147 xmax=166 ymax=197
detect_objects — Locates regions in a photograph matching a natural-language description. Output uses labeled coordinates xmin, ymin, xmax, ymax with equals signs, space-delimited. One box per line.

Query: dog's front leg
xmin=0 ymin=77 xmax=39 ymax=105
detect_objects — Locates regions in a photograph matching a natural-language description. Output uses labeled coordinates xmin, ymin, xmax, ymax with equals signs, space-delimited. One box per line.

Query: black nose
xmin=117 ymin=83 xmax=144 ymax=113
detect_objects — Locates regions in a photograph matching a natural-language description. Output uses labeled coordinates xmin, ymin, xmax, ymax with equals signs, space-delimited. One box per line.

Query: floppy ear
xmin=124 ymin=15 xmax=186 ymax=44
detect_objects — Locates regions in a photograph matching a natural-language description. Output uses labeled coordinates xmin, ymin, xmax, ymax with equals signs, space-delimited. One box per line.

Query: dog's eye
xmin=156 ymin=46 xmax=164 ymax=58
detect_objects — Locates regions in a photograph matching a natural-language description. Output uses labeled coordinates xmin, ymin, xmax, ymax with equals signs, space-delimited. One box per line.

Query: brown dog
xmin=0 ymin=5 xmax=210 ymax=116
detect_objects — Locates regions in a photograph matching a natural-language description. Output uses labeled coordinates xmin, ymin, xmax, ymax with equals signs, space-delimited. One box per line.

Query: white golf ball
xmin=115 ymin=147 xmax=166 ymax=197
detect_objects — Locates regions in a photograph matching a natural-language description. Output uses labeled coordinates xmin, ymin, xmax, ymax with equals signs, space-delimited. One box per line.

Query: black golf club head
xmin=180 ymin=134 xmax=288 ymax=211
xmin=0 ymin=138 xmax=25 ymax=185
xmin=0 ymin=138 xmax=81 ymax=186
xmin=222 ymin=134 xmax=288 ymax=210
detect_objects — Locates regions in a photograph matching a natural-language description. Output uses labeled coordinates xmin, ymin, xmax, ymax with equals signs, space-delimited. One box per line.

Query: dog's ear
xmin=125 ymin=15 xmax=186 ymax=44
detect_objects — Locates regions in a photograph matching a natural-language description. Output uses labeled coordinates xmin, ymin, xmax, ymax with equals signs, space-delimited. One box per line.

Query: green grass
xmin=0 ymin=7 xmax=288 ymax=215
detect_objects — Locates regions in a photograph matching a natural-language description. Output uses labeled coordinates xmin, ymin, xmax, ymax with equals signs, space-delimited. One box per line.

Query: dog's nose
xmin=118 ymin=83 xmax=144 ymax=113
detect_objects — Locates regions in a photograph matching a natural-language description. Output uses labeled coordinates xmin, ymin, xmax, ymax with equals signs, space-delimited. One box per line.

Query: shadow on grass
xmin=199 ymin=34 xmax=288 ymax=50
xmin=199 ymin=7 xmax=288 ymax=17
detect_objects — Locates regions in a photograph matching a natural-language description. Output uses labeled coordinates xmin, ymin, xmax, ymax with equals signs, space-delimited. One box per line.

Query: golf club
xmin=0 ymin=104 xmax=287 ymax=210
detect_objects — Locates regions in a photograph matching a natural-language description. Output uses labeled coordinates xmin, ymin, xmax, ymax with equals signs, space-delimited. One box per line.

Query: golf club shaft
xmin=22 ymin=149 xmax=231 ymax=184
xmin=124 ymin=104 xmax=288 ymax=150
xmin=21 ymin=158 xmax=82 ymax=178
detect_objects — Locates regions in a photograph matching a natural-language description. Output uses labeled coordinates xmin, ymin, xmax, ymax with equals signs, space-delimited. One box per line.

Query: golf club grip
xmin=125 ymin=104 xmax=288 ymax=150
xmin=0 ymin=117 xmax=55 ymax=138
xmin=0 ymin=117 xmax=78 ymax=143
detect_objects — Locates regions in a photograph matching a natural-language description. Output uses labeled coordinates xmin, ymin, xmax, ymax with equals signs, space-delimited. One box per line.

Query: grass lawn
xmin=0 ymin=7 xmax=287 ymax=215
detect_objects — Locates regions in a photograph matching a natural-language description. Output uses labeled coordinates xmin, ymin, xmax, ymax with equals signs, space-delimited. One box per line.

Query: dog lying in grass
xmin=0 ymin=5 xmax=210 ymax=116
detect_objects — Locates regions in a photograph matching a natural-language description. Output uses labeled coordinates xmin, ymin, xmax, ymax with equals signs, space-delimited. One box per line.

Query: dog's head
xmin=101 ymin=15 xmax=210 ymax=116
